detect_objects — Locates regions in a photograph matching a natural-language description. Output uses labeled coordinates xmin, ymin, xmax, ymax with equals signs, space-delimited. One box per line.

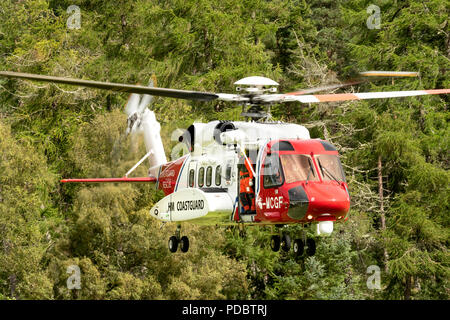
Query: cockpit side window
xmin=263 ymin=153 xmax=284 ymax=188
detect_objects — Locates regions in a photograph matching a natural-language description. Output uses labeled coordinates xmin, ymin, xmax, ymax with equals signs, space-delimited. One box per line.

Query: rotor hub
xmin=234 ymin=76 xmax=278 ymax=95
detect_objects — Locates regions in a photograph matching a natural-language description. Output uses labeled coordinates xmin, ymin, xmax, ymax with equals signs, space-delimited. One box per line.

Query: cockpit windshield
xmin=280 ymin=154 xmax=319 ymax=184
xmin=316 ymin=154 xmax=346 ymax=182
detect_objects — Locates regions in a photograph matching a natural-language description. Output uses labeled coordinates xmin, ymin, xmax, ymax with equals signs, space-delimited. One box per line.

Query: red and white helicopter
xmin=1 ymin=70 xmax=448 ymax=255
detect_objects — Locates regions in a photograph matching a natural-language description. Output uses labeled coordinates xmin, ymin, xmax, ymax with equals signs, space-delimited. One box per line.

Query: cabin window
xmin=280 ymin=154 xmax=319 ymax=184
xmin=215 ymin=165 xmax=221 ymax=186
xmin=198 ymin=167 xmax=205 ymax=187
xmin=316 ymin=154 xmax=346 ymax=182
xmin=206 ymin=166 xmax=212 ymax=187
xmin=188 ymin=169 xmax=195 ymax=187
xmin=225 ymin=163 xmax=232 ymax=182
xmin=263 ymin=153 xmax=284 ymax=188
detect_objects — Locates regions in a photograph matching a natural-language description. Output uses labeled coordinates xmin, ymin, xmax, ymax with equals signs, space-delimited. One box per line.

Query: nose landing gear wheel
xmin=281 ymin=234 xmax=291 ymax=252
xmin=270 ymin=235 xmax=280 ymax=252
xmin=293 ymin=239 xmax=304 ymax=256
xmin=168 ymin=236 xmax=178 ymax=253
xmin=306 ymin=238 xmax=316 ymax=256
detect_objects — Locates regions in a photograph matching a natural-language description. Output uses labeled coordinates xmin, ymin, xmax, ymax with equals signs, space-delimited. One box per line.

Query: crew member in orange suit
xmin=239 ymin=156 xmax=255 ymax=214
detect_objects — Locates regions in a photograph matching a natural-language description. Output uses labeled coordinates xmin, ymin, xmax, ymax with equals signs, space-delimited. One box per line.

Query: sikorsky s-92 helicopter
xmin=1 ymin=70 xmax=448 ymax=255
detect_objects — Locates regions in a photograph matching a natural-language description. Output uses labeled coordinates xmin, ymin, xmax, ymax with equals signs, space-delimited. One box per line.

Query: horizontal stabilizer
xmin=360 ymin=71 xmax=419 ymax=77
xmin=61 ymin=177 xmax=156 ymax=183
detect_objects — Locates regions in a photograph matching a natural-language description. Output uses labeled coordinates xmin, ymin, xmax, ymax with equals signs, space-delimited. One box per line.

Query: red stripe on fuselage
xmin=157 ymin=155 xmax=189 ymax=195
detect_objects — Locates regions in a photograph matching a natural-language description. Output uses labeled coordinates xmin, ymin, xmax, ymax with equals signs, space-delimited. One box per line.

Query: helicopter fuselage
xmin=149 ymin=121 xmax=350 ymax=234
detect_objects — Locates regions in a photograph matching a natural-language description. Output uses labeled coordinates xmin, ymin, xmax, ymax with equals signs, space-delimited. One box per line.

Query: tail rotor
xmin=125 ymin=75 xmax=156 ymax=136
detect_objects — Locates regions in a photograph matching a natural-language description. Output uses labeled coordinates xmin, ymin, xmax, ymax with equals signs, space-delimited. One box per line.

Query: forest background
xmin=0 ymin=0 xmax=448 ymax=300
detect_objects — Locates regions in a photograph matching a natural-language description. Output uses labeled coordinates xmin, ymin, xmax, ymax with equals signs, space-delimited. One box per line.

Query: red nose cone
xmin=305 ymin=181 xmax=350 ymax=216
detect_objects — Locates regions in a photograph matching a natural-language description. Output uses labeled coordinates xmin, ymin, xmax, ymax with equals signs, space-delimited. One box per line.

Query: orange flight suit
xmin=239 ymin=166 xmax=255 ymax=213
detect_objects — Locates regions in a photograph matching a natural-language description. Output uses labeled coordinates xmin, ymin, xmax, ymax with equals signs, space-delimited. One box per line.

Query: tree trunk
xmin=404 ymin=275 xmax=412 ymax=300
xmin=378 ymin=156 xmax=389 ymax=272
xmin=9 ymin=274 xmax=17 ymax=299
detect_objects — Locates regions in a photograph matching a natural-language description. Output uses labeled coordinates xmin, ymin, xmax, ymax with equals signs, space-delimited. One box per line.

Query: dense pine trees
xmin=0 ymin=0 xmax=448 ymax=299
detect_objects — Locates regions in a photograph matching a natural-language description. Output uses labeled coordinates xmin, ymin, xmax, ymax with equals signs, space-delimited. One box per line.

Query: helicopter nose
xmin=149 ymin=206 xmax=170 ymax=221
xmin=286 ymin=182 xmax=350 ymax=221
xmin=306 ymin=182 xmax=350 ymax=216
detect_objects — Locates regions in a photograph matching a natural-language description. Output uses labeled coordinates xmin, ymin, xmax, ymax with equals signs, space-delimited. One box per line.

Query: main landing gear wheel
xmin=180 ymin=236 xmax=189 ymax=253
xmin=270 ymin=235 xmax=280 ymax=252
xmin=293 ymin=239 xmax=304 ymax=256
xmin=281 ymin=234 xmax=291 ymax=252
xmin=306 ymin=238 xmax=316 ymax=256
xmin=168 ymin=225 xmax=190 ymax=253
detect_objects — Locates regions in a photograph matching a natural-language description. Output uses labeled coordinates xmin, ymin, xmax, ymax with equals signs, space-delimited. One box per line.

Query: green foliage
xmin=0 ymin=0 xmax=448 ymax=300
xmin=0 ymin=120 xmax=57 ymax=299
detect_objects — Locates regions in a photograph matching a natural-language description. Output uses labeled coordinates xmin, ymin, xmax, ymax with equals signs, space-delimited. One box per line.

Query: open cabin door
xmin=236 ymin=147 xmax=259 ymax=222
xmin=257 ymin=151 xmax=288 ymax=221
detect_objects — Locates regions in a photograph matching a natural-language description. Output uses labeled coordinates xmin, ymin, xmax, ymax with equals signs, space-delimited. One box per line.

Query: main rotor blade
xmin=280 ymin=88 xmax=450 ymax=103
xmin=282 ymin=71 xmax=419 ymax=96
xmin=0 ymin=71 xmax=219 ymax=101
xmin=282 ymin=80 xmax=365 ymax=96
xmin=360 ymin=71 xmax=419 ymax=77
